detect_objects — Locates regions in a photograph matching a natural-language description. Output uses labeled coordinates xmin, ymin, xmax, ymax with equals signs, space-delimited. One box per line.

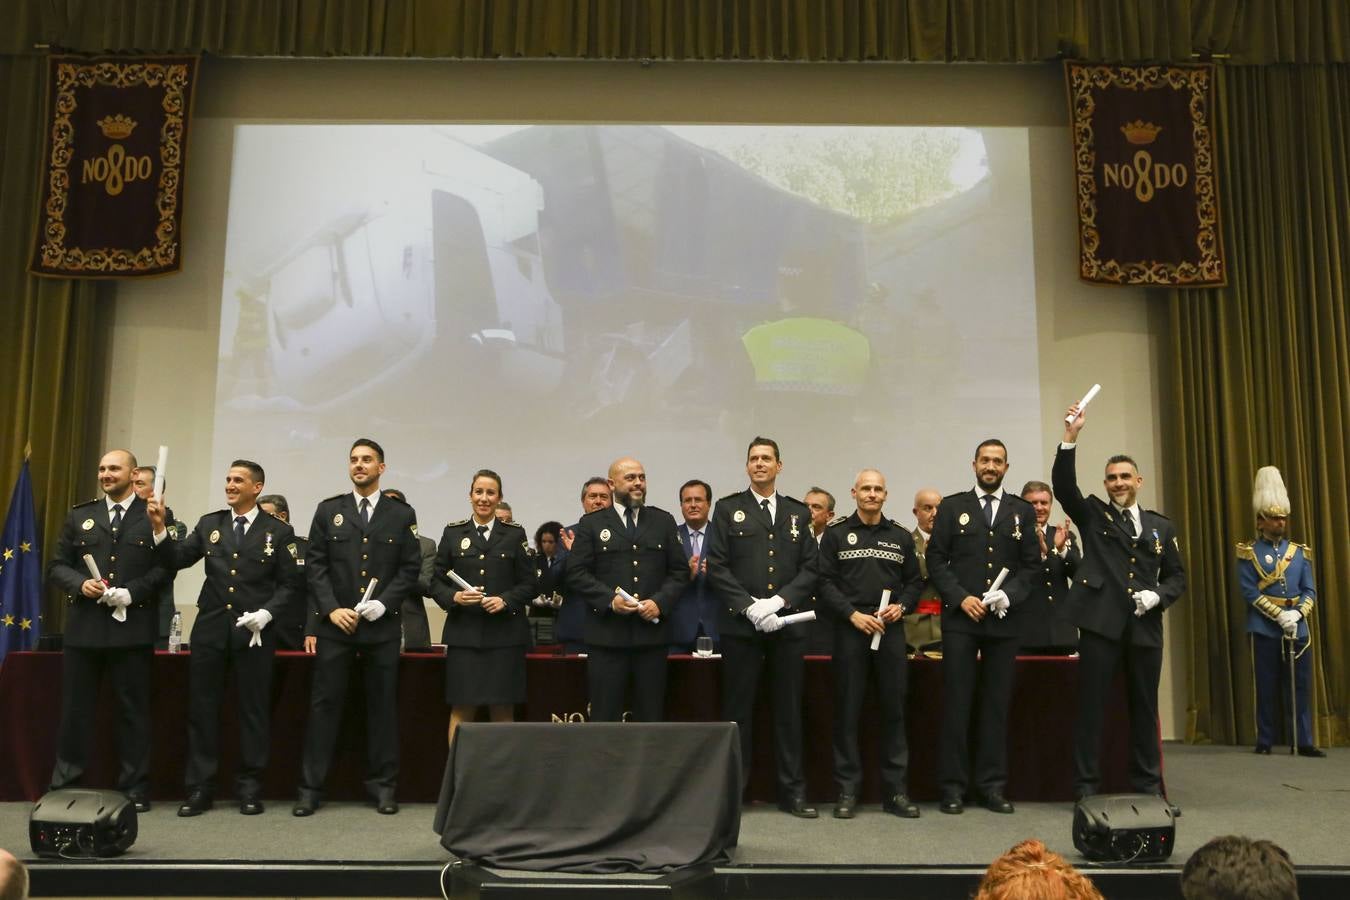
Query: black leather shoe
xmin=939 ymin=793 xmax=963 ymax=815
xmin=292 ymin=793 xmax=320 ymax=817
xmin=1254 ymin=744 xmax=1272 ymax=755
xmin=128 ymin=794 xmax=151 ymax=814
xmin=1298 ymin=746 xmax=1327 ymax=758
xmin=375 ymin=791 xmax=399 ymax=815
xmin=177 ymin=789 xmax=213 ymax=817
xmin=982 ymin=792 xmax=1015 ymax=814
xmin=882 ymin=794 xmax=920 ymax=818
xmin=777 ymin=797 xmax=819 ymax=819
xmin=833 ymin=794 xmax=857 ymax=819
xmin=239 ymin=796 xmax=264 ymax=815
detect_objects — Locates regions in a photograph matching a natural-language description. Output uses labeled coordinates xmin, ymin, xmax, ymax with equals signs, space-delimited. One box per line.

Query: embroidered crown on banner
xmin=1120 ymin=120 xmax=1162 ymax=145
xmin=96 ymin=114 xmax=137 ymax=140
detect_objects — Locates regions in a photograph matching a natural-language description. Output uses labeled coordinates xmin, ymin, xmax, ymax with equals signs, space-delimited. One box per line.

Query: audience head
xmin=131 ymin=466 xmax=159 ymax=501
xmin=1020 ymin=480 xmax=1054 ymax=527
xmin=912 ymin=488 xmax=941 ymax=534
xmin=804 ymin=487 xmax=835 ymax=534
xmin=974 ymin=839 xmax=1103 ymax=900
xmin=580 ymin=477 xmax=612 ymax=514
xmin=1180 ymin=835 xmax=1298 ymax=900
xmin=0 ymin=848 xmax=28 ymax=900
xmin=258 ymin=493 xmax=290 ymax=523
xmin=535 ymin=521 xmax=563 ymax=558
xmin=679 ymin=479 xmax=712 ymax=529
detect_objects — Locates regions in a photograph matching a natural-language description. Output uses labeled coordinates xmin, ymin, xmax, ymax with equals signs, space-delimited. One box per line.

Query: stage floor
xmin=2 ymin=744 xmax=1346 ymax=897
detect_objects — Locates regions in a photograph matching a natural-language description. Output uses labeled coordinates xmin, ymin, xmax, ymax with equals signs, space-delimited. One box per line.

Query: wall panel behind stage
xmin=102 ymin=59 xmax=1178 ymax=734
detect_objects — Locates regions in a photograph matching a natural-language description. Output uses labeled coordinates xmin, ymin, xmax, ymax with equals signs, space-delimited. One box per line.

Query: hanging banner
xmin=30 ymin=55 xmax=197 ymax=279
xmin=1065 ymin=61 xmax=1225 ymax=287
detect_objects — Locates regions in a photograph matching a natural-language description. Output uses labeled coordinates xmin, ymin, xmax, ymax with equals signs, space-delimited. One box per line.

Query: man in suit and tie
xmin=46 ymin=449 xmax=171 ymax=812
xmin=927 ymin=439 xmax=1040 ymax=815
xmin=293 ymin=438 xmax=422 ymax=816
xmin=903 ymin=488 xmax=943 ymax=656
xmin=555 ymin=476 xmax=612 ymax=654
xmin=670 ymin=479 xmax=717 ymax=654
xmin=1054 ymin=406 xmax=1185 ymax=808
xmin=383 ymin=488 xmax=434 ymax=651
xmin=148 ymin=460 xmax=298 ymax=816
xmin=1018 ymin=480 xmax=1081 ymax=655
xmin=566 ymin=457 xmax=688 ymax=722
xmin=706 ymin=437 xmax=820 ymax=817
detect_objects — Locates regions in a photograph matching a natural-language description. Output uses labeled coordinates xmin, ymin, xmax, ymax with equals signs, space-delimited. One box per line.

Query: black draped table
xmin=434 ymin=722 xmax=741 ymax=872
xmin=0 ymin=650 xmax=1129 ymax=803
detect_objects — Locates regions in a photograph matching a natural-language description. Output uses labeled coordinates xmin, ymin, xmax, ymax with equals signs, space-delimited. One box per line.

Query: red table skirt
xmin=0 ymin=650 xmax=1129 ymax=803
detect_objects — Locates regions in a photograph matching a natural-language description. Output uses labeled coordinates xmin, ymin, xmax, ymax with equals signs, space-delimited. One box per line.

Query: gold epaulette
xmin=1297 ymin=542 xmax=1313 ymax=562
xmin=1235 ymin=541 xmax=1255 ymax=561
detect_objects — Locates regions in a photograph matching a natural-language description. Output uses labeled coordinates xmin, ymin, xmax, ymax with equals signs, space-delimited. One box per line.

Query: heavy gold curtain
xmin=1 ymin=0 xmax=1346 ymax=743
xmin=1171 ymin=64 xmax=1350 ymax=747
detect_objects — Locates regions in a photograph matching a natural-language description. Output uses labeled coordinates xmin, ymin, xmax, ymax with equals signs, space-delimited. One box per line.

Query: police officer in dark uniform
xmin=817 ymin=469 xmax=924 ymax=820
xmin=259 ymin=494 xmax=309 ymax=651
xmin=565 ymin=456 xmax=687 ymax=722
xmin=132 ymin=466 xmax=185 ymax=650
xmin=706 ymin=437 xmax=819 ymax=817
xmin=1018 ymin=480 xmax=1081 ymax=655
xmin=149 ymin=460 xmax=298 ymax=816
xmin=47 ymin=449 xmax=170 ymax=812
xmin=430 ymin=469 xmax=535 ymax=745
xmin=927 ymin=439 xmax=1040 ymax=815
xmin=293 ymin=438 xmax=421 ymax=817
xmin=1054 ymin=405 xmax=1185 ymax=808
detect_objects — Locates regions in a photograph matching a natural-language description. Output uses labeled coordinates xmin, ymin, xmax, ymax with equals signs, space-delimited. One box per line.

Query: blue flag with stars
xmin=0 ymin=460 xmax=41 ymax=664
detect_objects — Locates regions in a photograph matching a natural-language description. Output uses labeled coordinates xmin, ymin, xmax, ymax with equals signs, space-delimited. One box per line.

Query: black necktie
xmin=360 ymin=498 xmax=371 ymax=526
xmin=761 ymin=498 xmax=771 ymax=522
xmin=1122 ymin=508 xmax=1137 ymax=538
xmin=234 ymin=515 xmax=247 ymax=544
xmin=476 ymin=524 xmax=488 ymax=545
xmin=110 ymin=504 xmax=123 ymax=533
xmin=625 ymin=507 xmax=637 ymax=537
xmin=982 ymin=494 xmax=995 ymax=527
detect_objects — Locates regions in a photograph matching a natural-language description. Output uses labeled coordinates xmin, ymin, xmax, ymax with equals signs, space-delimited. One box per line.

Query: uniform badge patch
xmin=82 ymin=518 xmax=94 ymax=531
xmin=209 ymin=529 xmax=220 ymax=544
xmin=460 ymin=537 xmax=471 ymax=550
xmin=287 ymin=543 xmax=299 ymax=558
xmin=333 ymin=513 xmax=344 ymax=527
xmin=733 ymin=510 xmax=746 ymax=523
xmin=600 ymin=528 xmax=612 ymax=542
xmin=410 ymin=524 xmax=418 ymax=537
xmin=958 ymin=512 xmax=970 ymax=526
xmin=1264 ymin=553 xmax=1274 ymax=564
xmin=847 ymin=532 xmax=858 ymax=545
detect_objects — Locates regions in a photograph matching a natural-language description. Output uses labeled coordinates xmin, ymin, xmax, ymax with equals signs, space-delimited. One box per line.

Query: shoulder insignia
xmin=826 ymin=515 xmax=848 ymax=528
xmin=501 ymin=519 xmax=526 ymax=530
xmin=263 ymin=509 xmax=287 ymax=523
xmin=1296 ymin=543 xmax=1313 ymax=561
xmin=446 ymin=518 xmax=470 ymax=527
xmin=943 ymin=491 xmax=967 ymax=502
xmin=72 ymin=497 xmax=99 ymax=509
xmin=780 ymin=494 xmax=803 ymax=506
xmin=718 ymin=491 xmax=745 ymax=503
xmin=384 ymin=492 xmax=409 ymax=505
xmin=1144 ymin=508 xmax=1170 ymax=521
xmin=323 ymin=492 xmax=347 ymax=502
xmin=1235 ymin=542 xmax=1255 ymax=561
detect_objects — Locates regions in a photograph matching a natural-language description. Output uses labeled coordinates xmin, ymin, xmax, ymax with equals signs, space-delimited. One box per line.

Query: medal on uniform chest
xmin=82 ymin=518 xmax=94 ymax=531
xmin=333 ymin=513 xmax=344 ymax=527
xmin=1152 ymin=528 xmax=1162 ymax=555
xmin=209 ymin=529 xmax=220 ymax=544
xmin=264 ymin=533 xmax=274 ymax=556
xmin=789 ymin=514 xmax=800 ymax=540
xmin=599 ymin=528 xmax=612 ymax=542
xmin=958 ymin=512 xmax=970 ymax=526
xmin=1012 ymin=515 xmax=1022 ymax=541
xmin=733 ymin=510 xmax=746 ymax=524
xmin=847 ymin=532 xmax=858 ymax=546
xmin=1264 ymin=553 xmax=1274 ymax=564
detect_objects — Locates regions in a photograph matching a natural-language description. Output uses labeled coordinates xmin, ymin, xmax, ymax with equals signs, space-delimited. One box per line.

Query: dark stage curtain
xmin=1 ymin=1 xmax=1347 ymax=744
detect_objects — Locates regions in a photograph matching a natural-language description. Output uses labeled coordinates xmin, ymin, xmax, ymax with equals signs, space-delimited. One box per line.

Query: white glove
xmin=745 ymin=596 xmax=785 ymax=625
xmin=980 ymin=589 xmax=1010 ymax=618
xmin=1276 ymin=609 xmax=1301 ymax=636
xmin=234 ymin=609 xmax=273 ymax=647
xmin=755 ymin=614 xmax=785 ymax=634
xmin=354 ymin=598 xmax=387 ymax=622
xmin=1132 ymin=590 xmax=1161 ymax=617
xmin=104 ymin=587 xmax=131 ymax=622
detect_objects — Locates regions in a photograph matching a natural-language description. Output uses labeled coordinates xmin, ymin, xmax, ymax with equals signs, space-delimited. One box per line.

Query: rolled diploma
xmin=1065 ymin=384 xmax=1102 ymax=423
xmin=983 ymin=567 xmax=1011 ymax=618
xmin=870 ymin=588 xmax=893 ymax=651
xmin=778 ymin=610 xmax=816 ymax=625
xmin=82 ymin=554 xmax=104 ymax=584
xmin=617 ymin=587 xmax=659 ymax=624
xmin=447 ymin=570 xmax=482 ymax=602
xmin=152 ymin=445 xmax=168 ymax=501
xmin=358 ymin=577 xmax=379 ymax=607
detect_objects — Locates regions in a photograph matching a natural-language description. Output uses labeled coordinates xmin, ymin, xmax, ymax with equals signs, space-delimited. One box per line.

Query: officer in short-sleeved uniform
xmin=157 ymin=507 xmax=298 ymax=808
xmin=296 ymin=489 xmax=421 ymax=812
xmin=818 ymin=512 xmax=923 ymax=812
xmin=47 ymin=491 xmax=170 ymax=806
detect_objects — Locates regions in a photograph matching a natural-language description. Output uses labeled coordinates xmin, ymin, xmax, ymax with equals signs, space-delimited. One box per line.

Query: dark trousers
xmin=299 ymin=637 xmax=400 ymax=797
xmin=51 ymin=646 xmax=153 ymax=796
xmin=185 ymin=640 xmax=275 ymax=797
xmin=1253 ymin=632 xmax=1314 ymax=748
xmin=721 ymin=631 xmax=807 ymax=798
xmin=832 ymin=621 xmax=909 ymax=796
xmin=1073 ymin=629 xmax=1163 ymax=795
xmin=938 ymin=631 xmax=1017 ymax=798
xmin=586 ymin=646 xmax=667 ymax=722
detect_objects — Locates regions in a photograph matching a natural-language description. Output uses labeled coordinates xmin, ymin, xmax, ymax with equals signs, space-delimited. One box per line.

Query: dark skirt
xmin=445 ymin=645 xmax=527 ymax=706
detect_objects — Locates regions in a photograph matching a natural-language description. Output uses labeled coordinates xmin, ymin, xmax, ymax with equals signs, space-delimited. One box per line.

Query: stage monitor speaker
xmin=1073 ymin=793 xmax=1175 ymax=863
xmin=30 ymin=789 xmax=138 ymax=858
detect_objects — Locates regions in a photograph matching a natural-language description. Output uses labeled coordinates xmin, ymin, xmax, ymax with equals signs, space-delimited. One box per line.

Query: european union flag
xmin=0 ymin=460 xmax=41 ymax=664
